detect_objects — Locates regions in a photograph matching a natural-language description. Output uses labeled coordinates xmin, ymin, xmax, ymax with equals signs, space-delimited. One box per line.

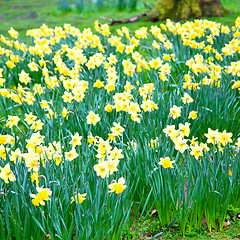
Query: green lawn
xmin=0 ymin=0 xmax=240 ymax=39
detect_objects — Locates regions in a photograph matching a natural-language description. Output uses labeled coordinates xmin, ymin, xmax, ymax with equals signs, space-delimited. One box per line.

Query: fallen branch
xmin=100 ymin=12 xmax=148 ymax=26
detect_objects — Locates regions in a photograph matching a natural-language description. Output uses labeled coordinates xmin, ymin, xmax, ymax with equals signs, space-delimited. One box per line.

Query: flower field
xmin=0 ymin=17 xmax=240 ymax=239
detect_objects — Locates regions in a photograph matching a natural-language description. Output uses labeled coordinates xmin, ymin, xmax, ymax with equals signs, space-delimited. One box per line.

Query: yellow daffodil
xmin=86 ymin=110 xmax=101 ymax=126
xmin=158 ymin=157 xmax=175 ymax=168
xmin=71 ymin=193 xmax=87 ymax=204
xmin=0 ymin=163 xmax=16 ymax=183
xmin=108 ymin=177 xmax=126 ymax=194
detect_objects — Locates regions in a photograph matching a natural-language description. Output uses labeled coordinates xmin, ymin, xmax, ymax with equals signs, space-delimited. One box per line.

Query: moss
xmin=148 ymin=0 xmax=225 ymax=21
xmin=190 ymin=0 xmax=202 ymax=18
xmin=147 ymin=0 xmax=175 ymax=21
xmin=178 ymin=0 xmax=191 ymax=20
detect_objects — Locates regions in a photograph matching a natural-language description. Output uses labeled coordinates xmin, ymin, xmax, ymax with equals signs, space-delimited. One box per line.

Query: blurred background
xmin=0 ymin=0 xmax=240 ymax=38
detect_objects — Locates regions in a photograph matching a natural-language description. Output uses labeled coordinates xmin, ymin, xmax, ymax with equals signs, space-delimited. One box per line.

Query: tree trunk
xmin=148 ymin=0 xmax=228 ymax=21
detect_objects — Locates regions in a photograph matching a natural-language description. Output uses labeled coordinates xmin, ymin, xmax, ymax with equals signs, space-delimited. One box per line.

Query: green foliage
xmin=57 ymin=0 xmax=139 ymax=13
xmin=76 ymin=0 xmax=84 ymax=12
xmin=59 ymin=0 xmax=69 ymax=12
xmin=0 ymin=3 xmax=240 ymax=238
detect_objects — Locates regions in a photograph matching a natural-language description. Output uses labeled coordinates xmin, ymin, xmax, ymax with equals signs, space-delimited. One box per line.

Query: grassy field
xmin=0 ymin=0 xmax=240 ymax=39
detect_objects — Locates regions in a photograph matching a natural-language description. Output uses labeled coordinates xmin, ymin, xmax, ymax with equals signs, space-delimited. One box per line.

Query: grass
xmin=0 ymin=0 xmax=240 ymax=40
xmin=0 ymin=0 xmax=153 ymax=38
xmin=125 ymin=215 xmax=240 ymax=239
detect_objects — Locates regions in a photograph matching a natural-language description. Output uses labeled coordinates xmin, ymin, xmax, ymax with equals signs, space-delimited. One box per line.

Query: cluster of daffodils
xmin=90 ymin=123 xmax=127 ymax=194
xmin=163 ymin=123 xmax=234 ymax=160
xmin=106 ymin=82 xmax=158 ymax=123
xmin=0 ymin=16 xmax=240 ymax=210
xmin=204 ymin=128 xmax=233 ymax=148
xmin=92 ymin=127 xmax=124 ymax=177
